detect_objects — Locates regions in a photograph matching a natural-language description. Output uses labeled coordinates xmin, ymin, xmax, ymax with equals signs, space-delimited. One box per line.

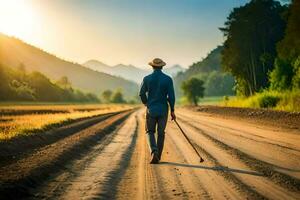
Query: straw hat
xmin=149 ymin=58 xmax=166 ymax=68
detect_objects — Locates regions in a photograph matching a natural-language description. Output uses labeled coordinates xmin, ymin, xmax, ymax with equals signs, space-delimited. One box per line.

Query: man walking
xmin=139 ymin=58 xmax=176 ymax=164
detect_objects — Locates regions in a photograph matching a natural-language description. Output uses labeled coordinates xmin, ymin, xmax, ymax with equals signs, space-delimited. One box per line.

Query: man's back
xmin=139 ymin=69 xmax=175 ymax=117
xmin=140 ymin=58 xmax=176 ymax=164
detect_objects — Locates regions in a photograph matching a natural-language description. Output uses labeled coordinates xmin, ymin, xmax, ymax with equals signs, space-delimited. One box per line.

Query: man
xmin=139 ymin=58 xmax=176 ymax=164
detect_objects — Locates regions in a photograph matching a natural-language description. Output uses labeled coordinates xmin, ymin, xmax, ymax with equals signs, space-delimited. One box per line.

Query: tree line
xmin=179 ymin=0 xmax=299 ymax=107
xmin=220 ymin=0 xmax=299 ymax=96
xmin=0 ymin=64 xmax=99 ymax=102
xmin=101 ymin=89 xmax=125 ymax=103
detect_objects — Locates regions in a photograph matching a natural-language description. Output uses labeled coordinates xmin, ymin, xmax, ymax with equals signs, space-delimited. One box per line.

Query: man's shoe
xmin=150 ymin=152 xmax=159 ymax=164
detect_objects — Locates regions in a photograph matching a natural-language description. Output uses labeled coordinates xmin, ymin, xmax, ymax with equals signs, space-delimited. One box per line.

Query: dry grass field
xmin=0 ymin=104 xmax=134 ymax=140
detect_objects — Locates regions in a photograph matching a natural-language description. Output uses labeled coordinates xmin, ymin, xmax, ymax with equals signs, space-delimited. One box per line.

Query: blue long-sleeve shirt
xmin=139 ymin=69 xmax=175 ymax=117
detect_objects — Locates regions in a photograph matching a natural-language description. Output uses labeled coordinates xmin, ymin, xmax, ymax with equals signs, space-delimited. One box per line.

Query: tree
xmin=28 ymin=71 xmax=62 ymax=101
xmin=111 ymin=90 xmax=126 ymax=103
xmin=181 ymin=78 xmax=205 ymax=106
xmin=56 ymin=76 xmax=71 ymax=89
xmin=276 ymin=0 xmax=300 ymax=89
xmin=220 ymin=0 xmax=286 ymax=96
xmin=269 ymin=58 xmax=294 ymax=90
xmin=102 ymin=90 xmax=112 ymax=103
xmin=0 ymin=64 xmax=14 ymax=100
xmin=86 ymin=93 xmax=100 ymax=102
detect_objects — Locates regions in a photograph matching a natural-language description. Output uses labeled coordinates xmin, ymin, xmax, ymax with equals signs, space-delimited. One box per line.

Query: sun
xmin=0 ymin=0 xmax=36 ymax=38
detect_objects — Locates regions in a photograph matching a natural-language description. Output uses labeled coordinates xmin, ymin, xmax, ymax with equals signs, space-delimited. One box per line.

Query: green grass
xmin=221 ymin=90 xmax=300 ymax=112
xmin=178 ymin=96 xmax=233 ymax=105
xmin=199 ymin=96 xmax=230 ymax=105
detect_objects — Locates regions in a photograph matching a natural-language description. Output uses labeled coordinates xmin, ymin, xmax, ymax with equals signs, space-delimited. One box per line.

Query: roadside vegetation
xmin=0 ymin=104 xmax=133 ymax=140
xmin=180 ymin=0 xmax=299 ymax=112
xmin=219 ymin=0 xmax=300 ymax=111
xmin=222 ymin=90 xmax=300 ymax=112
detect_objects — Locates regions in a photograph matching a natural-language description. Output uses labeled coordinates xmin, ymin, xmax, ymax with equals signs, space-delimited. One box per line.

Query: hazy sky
xmin=0 ymin=0 xmax=249 ymax=68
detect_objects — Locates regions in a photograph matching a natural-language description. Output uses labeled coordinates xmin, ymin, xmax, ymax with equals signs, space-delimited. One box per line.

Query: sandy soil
xmin=0 ymin=107 xmax=299 ymax=199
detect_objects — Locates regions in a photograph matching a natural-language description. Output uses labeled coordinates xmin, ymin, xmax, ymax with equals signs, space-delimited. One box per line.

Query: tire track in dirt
xmin=142 ymin=111 xmax=209 ymax=200
xmin=93 ymin=114 xmax=139 ymax=199
xmin=176 ymin=114 xmax=300 ymax=196
xmin=178 ymin=108 xmax=300 ymax=179
xmin=165 ymin=122 xmax=248 ymax=200
xmin=34 ymin=112 xmax=139 ymax=200
xmin=115 ymin=109 xmax=257 ymax=199
xmin=0 ymin=110 xmax=133 ymax=199
xmin=137 ymin=110 xmax=167 ymax=200
xmin=0 ymin=110 xmax=127 ymax=167
xmin=114 ymin=109 xmax=168 ymax=200
xmin=198 ymin=122 xmax=300 ymax=153
xmin=116 ymin=109 xmax=211 ymax=200
xmin=175 ymin=117 xmax=299 ymax=199
xmin=2 ymin=107 xmax=299 ymax=199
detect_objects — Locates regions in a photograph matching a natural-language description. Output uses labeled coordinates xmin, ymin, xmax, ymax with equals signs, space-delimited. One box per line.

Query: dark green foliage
xmin=111 ymin=90 xmax=126 ymax=103
xmin=174 ymin=46 xmax=235 ymax=97
xmin=102 ymin=90 xmax=113 ymax=103
xmin=221 ymin=0 xmax=286 ymax=96
xmin=275 ymin=0 xmax=300 ymax=90
xmin=181 ymin=78 xmax=205 ymax=106
xmin=86 ymin=93 xmax=100 ymax=102
xmin=11 ymin=80 xmax=36 ymax=101
xmin=0 ymin=64 xmax=100 ymax=102
xmin=0 ymin=65 xmax=13 ymax=100
xmin=277 ymin=0 xmax=300 ymax=61
xmin=269 ymin=58 xmax=294 ymax=90
xmin=258 ymin=94 xmax=280 ymax=108
xmin=204 ymin=71 xmax=235 ymax=96
xmin=28 ymin=72 xmax=62 ymax=101
xmin=292 ymin=57 xmax=300 ymax=88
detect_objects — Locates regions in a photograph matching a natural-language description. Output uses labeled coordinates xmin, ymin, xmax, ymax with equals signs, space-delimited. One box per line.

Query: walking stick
xmin=174 ymin=119 xmax=204 ymax=162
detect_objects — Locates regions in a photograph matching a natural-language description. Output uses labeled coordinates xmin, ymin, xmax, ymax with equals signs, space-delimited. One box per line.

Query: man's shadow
xmin=159 ymin=161 xmax=264 ymax=177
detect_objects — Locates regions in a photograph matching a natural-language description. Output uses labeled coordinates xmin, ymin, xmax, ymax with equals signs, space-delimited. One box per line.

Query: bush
xmin=111 ymin=90 xmax=126 ymax=103
xmin=276 ymin=90 xmax=300 ymax=111
xmin=257 ymin=95 xmax=280 ymax=108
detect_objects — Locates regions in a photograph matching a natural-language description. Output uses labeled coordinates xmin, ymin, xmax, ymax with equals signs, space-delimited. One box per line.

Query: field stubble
xmin=0 ymin=104 xmax=134 ymax=140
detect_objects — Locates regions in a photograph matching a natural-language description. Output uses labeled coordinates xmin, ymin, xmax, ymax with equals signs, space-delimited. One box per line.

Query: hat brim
xmin=148 ymin=61 xmax=166 ymax=67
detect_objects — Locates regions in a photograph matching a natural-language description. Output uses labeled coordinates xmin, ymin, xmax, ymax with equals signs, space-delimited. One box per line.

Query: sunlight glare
xmin=0 ymin=0 xmax=37 ymax=38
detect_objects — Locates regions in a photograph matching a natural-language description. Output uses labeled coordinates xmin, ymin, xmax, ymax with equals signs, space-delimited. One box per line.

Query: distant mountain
xmin=82 ymin=60 xmax=112 ymax=73
xmin=0 ymin=33 xmax=138 ymax=97
xmin=164 ymin=64 xmax=185 ymax=77
xmin=83 ymin=60 xmax=148 ymax=83
xmin=83 ymin=60 xmax=185 ymax=83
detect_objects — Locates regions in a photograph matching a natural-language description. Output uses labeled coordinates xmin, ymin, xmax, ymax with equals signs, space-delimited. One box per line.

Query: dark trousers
xmin=146 ymin=112 xmax=168 ymax=160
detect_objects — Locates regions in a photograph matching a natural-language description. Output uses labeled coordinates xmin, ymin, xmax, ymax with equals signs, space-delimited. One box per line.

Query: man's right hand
xmin=171 ymin=111 xmax=176 ymax=121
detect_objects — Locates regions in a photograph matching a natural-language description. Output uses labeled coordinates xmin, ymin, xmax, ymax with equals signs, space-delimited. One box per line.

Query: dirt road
xmin=0 ymin=107 xmax=299 ymax=199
